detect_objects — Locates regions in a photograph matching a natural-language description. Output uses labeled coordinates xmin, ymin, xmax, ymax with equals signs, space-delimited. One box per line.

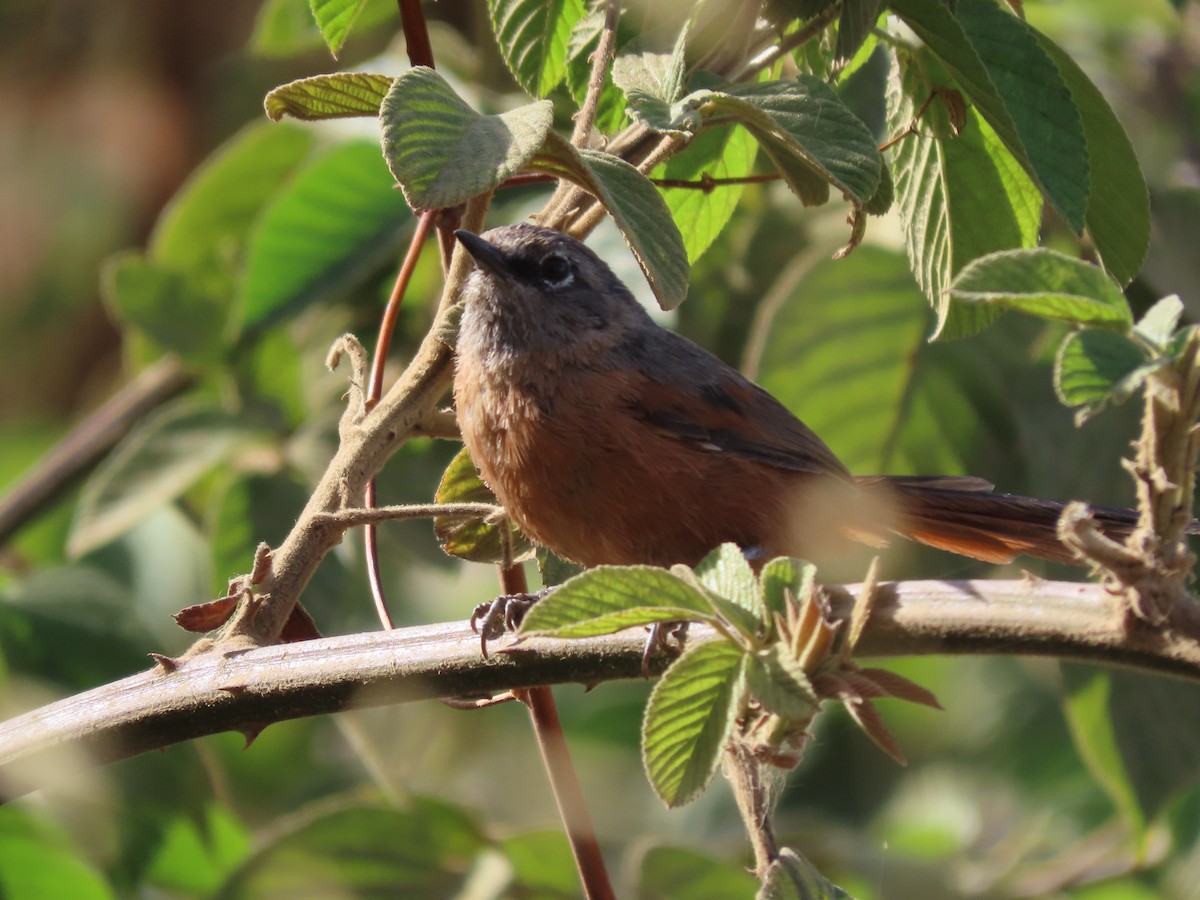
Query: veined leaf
xmin=1054 ymin=330 xmax=1157 ymax=424
xmin=433 ymin=447 xmax=532 ymax=564
xmin=518 ymin=566 xmax=718 ymax=638
xmin=265 ymin=72 xmax=393 ymax=121
xmin=693 ymin=543 xmax=761 ymax=617
xmin=528 ymin=135 xmax=689 ymax=309
xmin=239 ymin=140 xmax=412 ymax=329
xmin=949 ymin=248 xmax=1132 ymax=329
xmin=643 ymin=639 xmax=746 ymax=806
xmin=887 ymin=50 xmax=1042 ymax=339
xmin=380 ymin=67 xmax=554 ymax=210
xmin=488 ymin=0 xmax=587 ymax=97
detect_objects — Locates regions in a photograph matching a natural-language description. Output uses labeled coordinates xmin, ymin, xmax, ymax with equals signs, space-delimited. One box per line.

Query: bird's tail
xmin=858 ymin=475 xmax=1145 ymax=565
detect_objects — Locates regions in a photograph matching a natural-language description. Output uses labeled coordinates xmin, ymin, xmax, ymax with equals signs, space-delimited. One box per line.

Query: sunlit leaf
xmin=643 ymin=639 xmax=746 ymax=806
xmin=433 ymin=447 xmax=532 ymax=564
xmin=264 ymin=72 xmax=393 ymax=121
xmin=380 ymin=67 xmax=554 ymax=210
xmin=488 ymin=0 xmax=588 ymax=96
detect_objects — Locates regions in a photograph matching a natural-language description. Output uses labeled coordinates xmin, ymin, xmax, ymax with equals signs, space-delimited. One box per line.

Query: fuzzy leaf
xmin=528 ymin=135 xmax=689 ymax=309
xmin=518 ymin=566 xmax=717 ymax=638
xmin=759 ymin=557 xmax=814 ymax=621
xmin=643 ymin=640 xmax=747 ymax=807
xmin=1054 ymin=330 xmax=1157 ymax=424
xmin=265 ymin=72 xmax=393 ymax=121
xmin=433 ymin=447 xmax=532 ymax=564
xmin=693 ymin=543 xmax=760 ymax=615
xmin=488 ymin=0 xmax=587 ymax=97
xmin=950 ymin=248 xmax=1132 ymax=328
xmin=380 ymin=67 xmax=554 ymax=210
xmin=747 ymin=645 xmax=820 ymax=719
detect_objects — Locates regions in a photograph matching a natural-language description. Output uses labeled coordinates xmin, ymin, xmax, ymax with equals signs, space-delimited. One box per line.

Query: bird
xmin=451 ymin=223 xmax=1141 ymax=574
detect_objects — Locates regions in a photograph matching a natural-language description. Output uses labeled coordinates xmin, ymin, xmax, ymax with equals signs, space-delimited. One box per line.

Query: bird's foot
xmin=642 ymin=620 xmax=689 ymax=678
xmin=469 ymin=588 xmax=550 ymax=657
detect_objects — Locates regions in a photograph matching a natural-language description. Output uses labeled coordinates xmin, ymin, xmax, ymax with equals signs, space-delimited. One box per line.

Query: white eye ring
xmin=541 ymin=254 xmax=573 ymax=287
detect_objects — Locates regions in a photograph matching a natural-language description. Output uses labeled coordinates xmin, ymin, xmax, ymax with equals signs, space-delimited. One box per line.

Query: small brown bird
xmin=452 ymin=223 xmax=1137 ymax=571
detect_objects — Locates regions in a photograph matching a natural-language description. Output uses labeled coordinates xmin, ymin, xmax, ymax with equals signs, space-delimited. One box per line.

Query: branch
xmin=0 ymin=356 xmax=194 ymax=547
xmin=6 ymin=578 xmax=1200 ymax=798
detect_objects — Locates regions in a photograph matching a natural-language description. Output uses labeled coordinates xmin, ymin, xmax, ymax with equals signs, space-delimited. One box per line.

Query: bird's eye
xmin=540 ymin=254 xmax=572 ymax=286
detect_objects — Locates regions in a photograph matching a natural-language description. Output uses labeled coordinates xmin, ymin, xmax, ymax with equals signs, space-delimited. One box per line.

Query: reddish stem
xmin=396 ymin=0 xmax=434 ymax=69
xmin=501 ymin=563 xmax=615 ymax=900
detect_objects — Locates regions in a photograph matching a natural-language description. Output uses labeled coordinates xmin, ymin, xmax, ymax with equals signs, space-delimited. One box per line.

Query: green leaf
xmin=1063 ymin=667 xmax=1145 ymax=841
xmin=701 ymin=77 xmax=882 ymax=205
xmin=488 ymin=0 xmax=588 ymax=97
xmin=518 ymin=566 xmax=718 ymax=638
xmin=759 ymin=557 xmax=814 ymax=620
xmin=836 ymin=0 xmax=881 ymax=65
xmin=756 ymin=247 xmax=928 ymax=473
xmin=499 ymin=830 xmax=579 ymax=896
xmin=309 ymin=0 xmax=369 ymax=57
xmin=653 ymin=125 xmax=758 ymax=263
xmin=264 ymin=72 xmax=393 ymax=121
xmin=611 ymin=25 xmax=689 ymax=111
xmin=433 ymin=447 xmax=533 ymax=564
xmin=68 ymin=401 xmax=265 ymax=556
xmin=1055 ymin=330 xmax=1158 ymax=424
xmin=238 ymin=140 xmax=412 ymax=329
xmin=151 ymin=123 xmax=315 ymax=284
xmin=890 ymin=0 xmax=1089 ymax=233
xmin=379 ymin=67 xmax=554 ymax=210
xmin=637 ymin=844 xmax=759 ymax=899
xmin=760 ymin=848 xmax=852 ymax=900
xmin=887 ymin=50 xmax=1042 ymax=338
xmin=1134 ymin=295 xmax=1184 ymax=351
xmin=565 ymin=7 xmax=632 ymax=134
xmin=219 ymin=800 xmax=486 ymax=897
xmin=746 ymin=645 xmax=820 ymax=719
xmin=144 ymin=806 xmax=250 ymax=895
xmin=102 ymin=252 xmax=227 ymax=361
xmin=251 ymin=0 xmax=324 ymax=57
xmin=1035 ymin=34 xmax=1149 ymax=285
xmin=642 ymin=639 xmax=746 ymax=807
xmin=0 ymin=828 xmax=114 ymax=900
xmin=693 ymin=543 xmax=761 ymax=616
xmin=528 ymin=136 xmax=689 ymax=309
xmin=950 ymin=248 xmax=1132 ymax=328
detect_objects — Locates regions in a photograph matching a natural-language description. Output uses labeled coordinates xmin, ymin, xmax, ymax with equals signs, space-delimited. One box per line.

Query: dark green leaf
xmin=836 ymin=0 xmax=881 ymax=65
xmin=102 ymin=252 xmax=227 ymax=362
xmin=1035 ymin=34 xmax=1149 ymax=285
xmin=1054 ymin=329 xmax=1153 ymax=423
xmin=264 ymin=72 xmax=393 ymax=121
xmin=68 ymin=401 xmax=266 ymax=556
xmin=239 ymin=140 xmax=412 ymax=329
xmin=488 ymin=0 xmax=588 ymax=97
xmin=519 ymin=566 xmax=718 ymax=638
xmin=433 ymin=447 xmax=532 ymax=564
xmin=887 ymin=50 xmax=1041 ymax=338
xmin=380 ymin=67 xmax=554 ymax=210
xmin=890 ymin=0 xmax=1089 ymax=233
xmin=950 ymin=248 xmax=1132 ymax=328
xmin=643 ymin=639 xmax=746 ymax=806
xmin=529 ymin=135 xmax=689 ymax=309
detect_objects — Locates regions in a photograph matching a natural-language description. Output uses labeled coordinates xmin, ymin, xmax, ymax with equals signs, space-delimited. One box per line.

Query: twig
xmin=502 ymin=562 xmax=615 ymax=900
xmin=0 ymin=356 xmax=194 ymax=548
xmin=731 ymin=6 xmax=842 ymax=83
xmin=364 ymin=210 xmax=438 ymax=630
xmin=7 ymin=578 xmax=1200 ymax=800
xmin=651 ymin=173 xmax=782 ymax=191
xmin=571 ymin=0 xmax=621 ymax=148
xmin=310 ymin=502 xmax=502 ymax=529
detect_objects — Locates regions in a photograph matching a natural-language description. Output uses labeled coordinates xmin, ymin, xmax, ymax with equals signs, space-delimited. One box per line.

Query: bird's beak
xmin=455 ymin=230 xmax=509 ymax=277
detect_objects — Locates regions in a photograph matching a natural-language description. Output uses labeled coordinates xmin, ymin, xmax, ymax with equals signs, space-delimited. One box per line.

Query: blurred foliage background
xmin=0 ymin=1 xmax=1199 ymax=897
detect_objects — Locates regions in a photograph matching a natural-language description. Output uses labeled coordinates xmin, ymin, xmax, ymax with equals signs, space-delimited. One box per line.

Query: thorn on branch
xmin=327 ymin=333 xmax=370 ymax=430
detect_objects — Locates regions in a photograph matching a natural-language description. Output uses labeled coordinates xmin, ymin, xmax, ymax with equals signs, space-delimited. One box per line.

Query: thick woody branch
xmin=5 ymin=578 xmax=1200 ymax=798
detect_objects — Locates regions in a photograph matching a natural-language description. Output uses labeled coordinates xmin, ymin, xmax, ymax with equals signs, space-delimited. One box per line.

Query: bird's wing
xmin=619 ymin=332 xmax=852 ymax=480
